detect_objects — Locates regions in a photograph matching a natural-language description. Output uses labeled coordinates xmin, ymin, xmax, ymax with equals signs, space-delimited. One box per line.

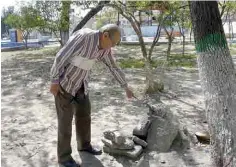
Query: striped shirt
xmin=50 ymin=28 xmax=127 ymax=96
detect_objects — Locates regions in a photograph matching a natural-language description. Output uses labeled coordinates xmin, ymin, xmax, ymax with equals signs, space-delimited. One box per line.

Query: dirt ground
xmin=2 ymin=45 xmax=235 ymax=167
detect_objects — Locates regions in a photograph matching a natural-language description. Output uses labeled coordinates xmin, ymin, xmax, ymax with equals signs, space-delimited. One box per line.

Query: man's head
xmin=99 ymin=24 xmax=121 ymax=49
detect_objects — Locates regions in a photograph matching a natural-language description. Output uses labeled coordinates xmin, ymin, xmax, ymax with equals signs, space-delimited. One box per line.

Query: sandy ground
xmin=2 ymin=45 xmax=236 ymax=167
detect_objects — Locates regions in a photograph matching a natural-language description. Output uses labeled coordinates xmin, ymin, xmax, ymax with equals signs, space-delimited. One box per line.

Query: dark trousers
xmin=55 ymin=85 xmax=91 ymax=163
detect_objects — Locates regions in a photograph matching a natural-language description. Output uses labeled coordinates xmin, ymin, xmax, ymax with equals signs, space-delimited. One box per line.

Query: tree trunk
xmin=60 ymin=1 xmax=71 ymax=46
xmin=190 ymin=26 xmax=193 ymax=42
xmin=104 ymin=2 xmax=163 ymax=94
xmin=164 ymin=26 xmax=173 ymax=61
xmin=182 ymin=35 xmax=185 ymax=56
xmin=25 ymin=37 xmax=28 ymax=49
xmin=23 ymin=31 xmax=29 ymax=49
xmin=166 ymin=37 xmax=172 ymax=61
xmin=60 ymin=30 xmax=69 ymax=46
xmin=228 ymin=15 xmax=231 ymax=44
xmin=190 ymin=2 xmax=236 ymax=167
xmin=148 ymin=24 xmax=162 ymax=61
xmin=117 ymin=11 xmax=120 ymax=26
xmin=139 ymin=11 xmax=141 ymax=25
xmin=231 ymin=21 xmax=234 ymax=41
xmin=72 ymin=1 xmax=110 ymax=33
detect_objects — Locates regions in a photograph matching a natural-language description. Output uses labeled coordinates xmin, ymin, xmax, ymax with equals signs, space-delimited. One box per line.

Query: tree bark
xmin=60 ymin=30 xmax=69 ymax=46
xmin=60 ymin=1 xmax=71 ymax=46
xmin=182 ymin=35 xmax=185 ymax=56
xmin=72 ymin=1 xmax=110 ymax=33
xmin=190 ymin=26 xmax=193 ymax=42
xmin=177 ymin=20 xmax=185 ymax=56
xmin=148 ymin=24 xmax=162 ymax=61
xmin=190 ymin=1 xmax=236 ymax=167
xmin=164 ymin=26 xmax=173 ymax=61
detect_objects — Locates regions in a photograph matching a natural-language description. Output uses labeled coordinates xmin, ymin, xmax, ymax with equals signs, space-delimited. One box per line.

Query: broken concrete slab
xmin=101 ymin=138 xmax=134 ymax=150
xmin=103 ymin=130 xmax=126 ymax=145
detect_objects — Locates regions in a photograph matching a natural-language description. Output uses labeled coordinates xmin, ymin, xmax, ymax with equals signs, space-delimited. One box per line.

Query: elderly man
xmin=50 ymin=24 xmax=134 ymax=167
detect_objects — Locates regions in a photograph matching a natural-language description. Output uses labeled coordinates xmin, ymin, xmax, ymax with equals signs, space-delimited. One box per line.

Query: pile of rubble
xmin=102 ymin=101 xmax=191 ymax=159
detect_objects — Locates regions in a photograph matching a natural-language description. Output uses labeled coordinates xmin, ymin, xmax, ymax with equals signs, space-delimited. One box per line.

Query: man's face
xmin=102 ymin=31 xmax=120 ymax=49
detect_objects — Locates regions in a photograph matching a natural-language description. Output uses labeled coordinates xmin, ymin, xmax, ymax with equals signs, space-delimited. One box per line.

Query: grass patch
xmin=230 ymin=49 xmax=236 ymax=55
xmin=118 ymin=53 xmax=197 ymax=68
xmin=42 ymin=47 xmax=60 ymax=55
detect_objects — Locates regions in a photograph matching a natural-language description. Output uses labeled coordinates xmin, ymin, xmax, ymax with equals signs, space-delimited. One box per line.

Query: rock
xmin=133 ymin=117 xmax=151 ymax=140
xmin=103 ymin=130 xmax=126 ymax=145
xmin=179 ymin=128 xmax=191 ymax=149
xmin=132 ymin=136 xmax=148 ymax=148
xmin=171 ymin=128 xmax=190 ymax=150
xmin=148 ymin=102 xmax=167 ymax=118
xmin=103 ymin=145 xmax=143 ymax=159
xmin=101 ymin=138 xmax=134 ymax=150
xmin=147 ymin=102 xmax=179 ymax=152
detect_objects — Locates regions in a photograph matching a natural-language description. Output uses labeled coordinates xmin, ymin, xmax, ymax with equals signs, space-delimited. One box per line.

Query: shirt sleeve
xmin=98 ymin=49 xmax=128 ymax=88
xmin=50 ymin=33 xmax=86 ymax=83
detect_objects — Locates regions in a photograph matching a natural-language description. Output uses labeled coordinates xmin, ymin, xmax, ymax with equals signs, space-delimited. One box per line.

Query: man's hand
xmin=50 ymin=83 xmax=60 ymax=96
xmin=125 ymin=87 xmax=134 ymax=99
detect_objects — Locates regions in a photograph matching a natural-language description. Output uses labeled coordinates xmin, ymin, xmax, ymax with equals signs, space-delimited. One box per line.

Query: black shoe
xmin=59 ymin=159 xmax=80 ymax=167
xmin=80 ymin=145 xmax=102 ymax=155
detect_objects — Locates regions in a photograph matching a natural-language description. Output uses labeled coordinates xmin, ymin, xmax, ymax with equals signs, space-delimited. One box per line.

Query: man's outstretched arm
xmin=99 ymin=50 xmax=134 ymax=98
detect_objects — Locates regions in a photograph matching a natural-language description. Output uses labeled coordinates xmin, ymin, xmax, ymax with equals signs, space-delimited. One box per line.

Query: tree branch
xmin=104 ymin=3 xmax=141 ymax=34
xmin=72 ymin=1 xmax=110 ymax=33
xmin=220 ymin=1 xmax=226 ymax=18
xmin=163 ymin=26 xmax=170 ymax=37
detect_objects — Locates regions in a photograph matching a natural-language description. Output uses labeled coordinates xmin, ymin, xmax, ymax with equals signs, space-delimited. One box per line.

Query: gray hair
xmin=99 ymin=24 xmax=121 ymax=40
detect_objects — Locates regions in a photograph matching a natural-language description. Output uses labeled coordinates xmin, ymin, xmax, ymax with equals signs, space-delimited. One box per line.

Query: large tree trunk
xmin=190 ymin=1 xmax=236 ymax=167
xmin=72 ymin=1 xmax=110 ymax=33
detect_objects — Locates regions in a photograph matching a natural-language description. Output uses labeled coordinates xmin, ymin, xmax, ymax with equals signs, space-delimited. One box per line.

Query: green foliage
xmin=218 ymin=1 xmax=236 ymax=17
xmin=118 ymin=54 xmax=197 ymax=68
xmin=35 ymin=1 xmax=61 ymax=35
xmin=4 ymin=5 xmax=44 ymax=42
xmin=60 ymin=1 xmax=71 ymax=31
xmin=1 ymin=6 xmax=15 ymax=35
xmin=127 ymin=1 xmax=169 ymax=11
xmin=4 ymin=6 xmax=44 ymax=31
xmin=4 ymin=14 xmax=21 ymax=28
xmin=119 ymin=58 xmax=146 ymax=68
